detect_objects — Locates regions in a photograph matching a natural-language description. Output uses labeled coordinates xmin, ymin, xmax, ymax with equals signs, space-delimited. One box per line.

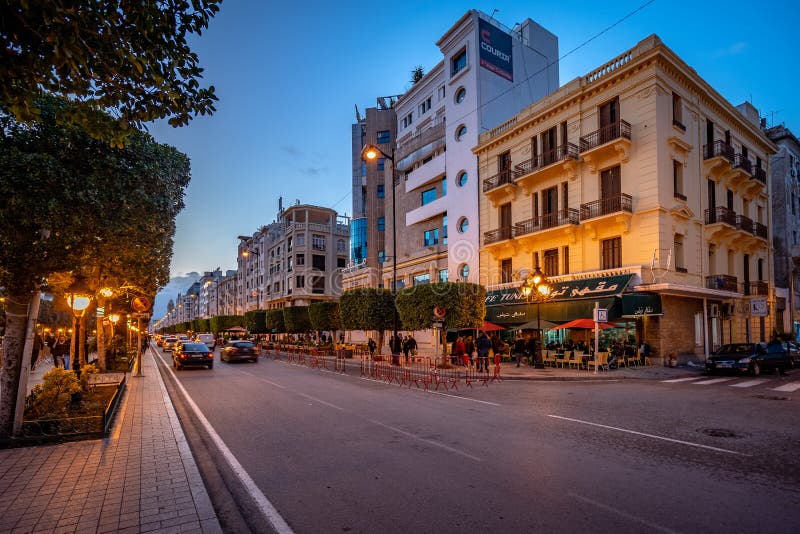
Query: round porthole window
xmin=455 ymin=87 xmax=467 ymax=104
xmin=455 ymin=124 xmax=467 ymax=141
xmin=456 ymin=171 xmax=468 ymax=187
xmin=459 ymin=263 xmax=470 ymax=279
xmin=458 ymin=217 xmax=469 ymax=233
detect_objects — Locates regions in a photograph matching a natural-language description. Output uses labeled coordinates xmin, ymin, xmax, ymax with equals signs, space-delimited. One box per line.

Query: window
xmin=296 ymin=254 xmax=304 ymax=266
xmin=377 ymin=217 xmax=385 ymax=231
xmin=312 ymin=277 xmax=325 ymax=294
xmin=442 ymin=177 xmax=447 ymax=196
xmin=601 ymin=237 xmax=622 ymax=269
xmin=451 ymin=48 xmax=467 ymax=76
xmin=543 ymin=249 xmax=559 ymax=277
xmin=402 ymin=113 xmax=413 ymax=129
xmin=455 ymin=87 xmax=466 ymax=104
xmin=458 ymin=217 xmax=469 ymax=233
xmin=377 ymin=184 xmax=385 ymax=198
xmin=418 ymin=97 xmax=431 ymax=115
xmin=337 ymin=257 xmax=346 ymax=268
xmin=312 ymin=254 xmax=326 ymax=271
xmin=361 ymin=162 xmax=367 ymax=177
xmin=457 ymin=171 xmax=468 ymax=187
xmin=672 ymin=92 xmax=685 ymax=130
xmin=424 ymin=229 xmax=439 ymax=246
xmin=377 ymin=130 xmax=390 ymax=144
xmin=455 ymin=124 xmax=467 ymax=141
xmin=413 ymin=273 xmax=431 ymax=286
xmin=288 ymin=257 xmax=293 ymax=272
xmin=438 ymin=85 xmax=445 ymax=100
xmin=297 ymin=233 xmax=305 ymax=246
xmin=500 ymin=258 xmax=513 ymax=283
xmin=296 ymin=275 xmax=305 ymax=288
xmin=673 ymin=160 xmax=685 ymax=200
xmin=674 ymin=234 xmax=686 ymax=272
xmin=377 ymin=158 xmax=385 ymax=171
xmin=439 ymin=269 xmax=449 ymax=283
xmin=378 ymin=250 xmax=386 ymax=263
xmin=422 ymin=188 xmax=437 ymax=205
xmin=287 ymin=237 xmax=293 ymax=253
xmin=458 ymin=263 xmax=470 ymax=280
xmin=337 ymin=239 xmax=346 ymax=253
xmin=442 ymin=214 xmax=448 ymax=245
xmin=563 ymin=246 xmax=570 ymax=275
xmin=395 ymin=278 xmax=406 ymax=290
xmin=312 ymin=234 xmax=326 ymax=251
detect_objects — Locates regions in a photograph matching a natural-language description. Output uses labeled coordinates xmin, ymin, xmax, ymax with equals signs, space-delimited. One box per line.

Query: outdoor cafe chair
xmin=556 ymin=351 xmax=570 ymax=368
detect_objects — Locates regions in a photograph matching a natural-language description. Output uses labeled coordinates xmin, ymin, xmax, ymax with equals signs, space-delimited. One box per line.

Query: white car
xmin=195 ymin=333 xmax=216 ymax=349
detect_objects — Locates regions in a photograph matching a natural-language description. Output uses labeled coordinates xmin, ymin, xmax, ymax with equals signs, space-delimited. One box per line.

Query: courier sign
xmin=478 ymin=19 xmax=513 ymax=81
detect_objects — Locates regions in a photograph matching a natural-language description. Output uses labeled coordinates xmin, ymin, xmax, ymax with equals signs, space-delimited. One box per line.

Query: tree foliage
xmin=0 ymin=0 xmax=221 ymax=146
xmin=283 ymin=306 xmax=310 ymax=334
xmin=265 ymin=309 xmax=285 ymax=333
xmin=209 ymin=315 xmax=245 ymax=333
xmin=395 ymin=283 xmax=485 ymax=331
xmin=308 ymin=301 xmax=341 ymax=332
xmin=245 ymin=310 xmax=267 ymax=334
xmin=339 ymin=289 xmax=395 ymax=332
xmin=410 ymin=65 xmax=425 ymax=85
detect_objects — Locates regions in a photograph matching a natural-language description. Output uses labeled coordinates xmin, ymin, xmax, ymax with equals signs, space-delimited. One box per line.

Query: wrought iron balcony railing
xmin=704 ymin=206 xmax=737 ymax=226
xmin=754 ymin=221 xmax=768 ymax=240
xmin=484 ymin=226 xmax=513 ymax=244
xmin=743 ymin=281 xmax=768 ymax=296
xmin=752 ymin=166 xmax=767 ymax=184
xmin=702 ymin=140 xmax=735 ymax=162
xmin=705 ymin=274 xmax=738 ymax=292
xmin=514 ymin=143 xmax=579 ymax=177
xmin=514 ymin=209 xmax=580 ymax=237
xmin=736 ymin=214 xmax=755 ymax=234
xmin=482 ymin=169 xmax=515 ymax=193
xmin=579 ymin=193 xmax=633 ymax=220
xmin=733 ymin=154 xmax=752 ymax=175
xmin=579 ymin=120 xmax=631 ymax=152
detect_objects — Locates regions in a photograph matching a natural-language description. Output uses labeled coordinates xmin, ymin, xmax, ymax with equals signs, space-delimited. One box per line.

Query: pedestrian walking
xmin=402 ymin=335 xmax=411 ymax=363
xmin=513 ymin=334 xmax=527 ymax=367
xmin=476 ymin=331 xmax=491 ymax=372
xmin=51 ymin=334 xmax=70 ymax=370
xmin=406 ymin=335 xmax=417 ymax=364
xmin=367 ymin=338 xmax=376 ymax=358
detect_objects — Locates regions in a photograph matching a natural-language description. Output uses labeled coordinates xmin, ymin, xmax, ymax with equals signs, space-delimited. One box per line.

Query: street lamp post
xmin=520 ymin=265 xmax=552 ymax=367
xmin=362 ymin=144 xmax=399 ymax=364
xmin=67 ymin=276 xmax=93 ymax=371
xmin=241 ymin=248 xmax=261 ymax=310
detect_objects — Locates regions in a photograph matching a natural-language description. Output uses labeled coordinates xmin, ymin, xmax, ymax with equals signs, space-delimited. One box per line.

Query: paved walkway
xmin=0 ymin=348 xmax=222 ymax=534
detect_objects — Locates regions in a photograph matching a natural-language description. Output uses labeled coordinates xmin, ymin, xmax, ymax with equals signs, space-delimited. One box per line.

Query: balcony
xmin=580 ymin=193 xmax=632 ymax=221
xmin=514 ymin=143 xmax=580 ymax=191
xmin=753 ymin=221 xmax=768 ymax=240
xmin=484 ymin=226 xmax=513 ymax=246
xmin=705 ymin=274 xmax=739 ymax=293
xmin=578 ymin=120 xmax=631 ymax=172
xmin=395 ymin=121 xmax=446 ymax=164
xmin=703 ymin=140 xmax=735 ymax=163
xmin=742 ymin=281 xmax=768 ymax=296
xmin=483 ymin=169 xmax=517 ymax=207
xmin=704 ymin=206 xmax=737 ymax=226
xmin=405 ymin=151 xmax=445 ymax=193
xmin=733 ymin=154 xmax=752 ymax=175
xmin=752 ymin=166 xmax=767 ymax=184
xmin=514 ymin=209 xmax=580 ymax=238
xmin=406 ymin=194 xmax=447 ymax=226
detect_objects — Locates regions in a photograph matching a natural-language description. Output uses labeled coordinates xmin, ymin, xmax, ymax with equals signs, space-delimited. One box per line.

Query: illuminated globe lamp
xmin=66 ymin=276 xmax=93 ymax=318
xmin=521 ymin=265 xmax=553 ymax=367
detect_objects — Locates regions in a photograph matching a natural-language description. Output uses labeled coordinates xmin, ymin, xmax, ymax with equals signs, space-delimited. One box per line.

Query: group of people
xmin=28 ymin=332 xmax=72 ymax=371
xmin=450 ymin=331 xmax=499 ymax=372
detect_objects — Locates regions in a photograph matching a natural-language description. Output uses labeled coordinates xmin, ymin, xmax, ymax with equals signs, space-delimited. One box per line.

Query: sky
xmin=150 ymin=0 xmax=800 ymax=282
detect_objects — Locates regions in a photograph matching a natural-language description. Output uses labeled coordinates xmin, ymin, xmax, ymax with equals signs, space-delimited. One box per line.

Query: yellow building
xmin=476 ymin=35 xmax=777 ymax=360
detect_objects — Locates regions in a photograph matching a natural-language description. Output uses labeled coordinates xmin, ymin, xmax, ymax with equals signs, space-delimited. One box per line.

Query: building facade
xmin=378 ymin=10 xmax=559 ymax=292
xmin=476 ymin=35 xmax=777 ymax=359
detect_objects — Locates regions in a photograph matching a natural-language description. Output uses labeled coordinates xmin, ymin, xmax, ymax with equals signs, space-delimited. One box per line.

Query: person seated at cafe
xmin=576 ymin=340 xmax=587 ymax=353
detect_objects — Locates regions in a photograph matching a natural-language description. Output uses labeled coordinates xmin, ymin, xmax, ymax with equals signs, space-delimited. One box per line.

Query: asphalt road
xmin=155 ymin=347 xmax=800 ymax=534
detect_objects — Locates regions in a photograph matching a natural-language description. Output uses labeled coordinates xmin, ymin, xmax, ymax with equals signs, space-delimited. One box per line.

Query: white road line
xmin=367 ymin=419 xmax=483 ymax=462
xmin=661 ymin=377 xmax=704 ymax=383
xmin=546 ymin=414 xmax=750 ymax=456
xmin=568 ymin=493 xmax=681 ymax=534
xmin=155 ymin=351 xmax=295 ymax=534
xmin=693 ymin=378 xmax=736 ymax=385
xmin=729 ymin=379 xmax=769 ymax=388
xmin=772 ymin=382 xmax=800 ymax=392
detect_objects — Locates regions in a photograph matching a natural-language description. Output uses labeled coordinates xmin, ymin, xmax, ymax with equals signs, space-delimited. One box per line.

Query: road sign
xmin=594 ymin=308 xmax=608 ymax=322
xmin=432 ymin=320 xmax=444 ymax=329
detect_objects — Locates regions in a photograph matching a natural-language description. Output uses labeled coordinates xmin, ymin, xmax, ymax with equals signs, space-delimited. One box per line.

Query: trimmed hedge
xmin=308 ymin=301 xmax=341 ymax=332
xmin=283 ymin=306 xmax=310 ymax=333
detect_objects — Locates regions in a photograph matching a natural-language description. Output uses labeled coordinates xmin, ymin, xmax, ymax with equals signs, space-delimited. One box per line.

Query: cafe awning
xmin=621 ymin=292 xmax=663 ymax=318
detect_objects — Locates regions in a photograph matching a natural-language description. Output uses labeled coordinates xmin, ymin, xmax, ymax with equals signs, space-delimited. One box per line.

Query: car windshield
xmin=716 ymin=344 xmax=755 ymax=354
xmin=181 ymin=343 xmax=208 ymax=351
xmin=231 ymin=342 xmax=254 ymax=348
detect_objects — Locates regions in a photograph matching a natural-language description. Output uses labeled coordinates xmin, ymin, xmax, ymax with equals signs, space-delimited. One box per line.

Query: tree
xmin=410 ymin=65 xmax=425 ymax=85
xmin=209 ymin=315 xmax=244 ymax=333
xmin=283 ymin=306 xmax=310 ymax=334
xmin=395 ymin=283 xmax=486 ymax=365
xmin=0 ymin=0 xmax=221 ymax=146
xmin=265 ymin=309 xmax=285 ymax=334
xmin=309 ymin=301 xmax=341 ymax=343
xmin=0 ymin=97 xmax=190 ymax=437
xmin=245 ymin=310 xmax=267 ymax=334
xmin=340 ymin=289 xmax=396 ymax=355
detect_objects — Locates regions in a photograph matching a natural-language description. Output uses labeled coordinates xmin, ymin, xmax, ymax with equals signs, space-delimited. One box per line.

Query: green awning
xmin=621 ymin=293 xmax=663 ymax=317
xmin=485 ymin=274 xmax=633 ymax=306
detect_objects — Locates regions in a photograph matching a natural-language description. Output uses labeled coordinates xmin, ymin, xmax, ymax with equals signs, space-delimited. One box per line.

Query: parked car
xmin=220 ymin=340 xmax=259 ymax=363
xmin=706 ymin=342 xmax=792 ymax=376
xmin=173 ymin=342 xmax=214 ymax=370
xmin=162 ymin=336 xmax=178 ymax=352
xmin=195 ymin=333 xmax=216 ymax=349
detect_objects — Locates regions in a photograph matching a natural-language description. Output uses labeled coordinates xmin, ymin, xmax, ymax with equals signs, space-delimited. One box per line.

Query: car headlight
xmin=737 ymin=356 xmax=751 ymax=364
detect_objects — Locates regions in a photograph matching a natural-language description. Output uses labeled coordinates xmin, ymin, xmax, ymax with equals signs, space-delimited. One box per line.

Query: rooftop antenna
xmin=354 ymin=104 xmax=362 ymax=122
xmin=490 ymin=8 xmax=499 ymax=21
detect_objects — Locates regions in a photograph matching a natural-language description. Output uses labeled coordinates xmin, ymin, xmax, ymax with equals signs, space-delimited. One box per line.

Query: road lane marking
xmin=568 ymin=493 xmax=680 ymax=534
xmin=155 ymin=350 xmax=295 ymax=534
xmin=661 ymin=377 xmax=704 ymax=383
xmin=367 ymin=419 xmax=483 ymax=462
xmin=693 ymin=378 xmax=736 ymax=385
xmin=546 ymin=415 xmax=750 ymax=456
xmin=426 ymin=390 xmax=501 ymax=406
xmin=772 ymin=382 xmax=800 ymax=392
xmin=729 ymin=379 xmax=769 ymax=388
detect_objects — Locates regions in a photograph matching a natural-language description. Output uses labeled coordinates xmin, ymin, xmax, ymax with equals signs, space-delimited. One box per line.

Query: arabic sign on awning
xmin=621 ymin=293 xmax=663 ymax=317
xmin=486 ymin=297 xmax=620 ymax=325
xmin=485 ymin=274 xmax=634 ymax=307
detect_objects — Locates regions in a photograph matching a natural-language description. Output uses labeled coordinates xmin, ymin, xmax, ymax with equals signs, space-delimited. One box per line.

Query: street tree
xmin=395 ymin=283 xmax=486 ymax=365
xmin=339 ymin=289 xmax=395 ymax=356
xmin=0 ymin=0 xmax=221 ymax=146
xmin=283 ymin=306 xmax=310 ymax=335
xmin=245 ymin=310 xmax=267 ymax=334
xmin=309 ymin=301 xmax=342 ymax=344
xmin=265 ymin=309 xmax=285 ymax=334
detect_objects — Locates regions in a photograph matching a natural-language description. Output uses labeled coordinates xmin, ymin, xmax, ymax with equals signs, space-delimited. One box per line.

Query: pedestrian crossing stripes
xmin=660 ymin=376 xmax=800 ymax=392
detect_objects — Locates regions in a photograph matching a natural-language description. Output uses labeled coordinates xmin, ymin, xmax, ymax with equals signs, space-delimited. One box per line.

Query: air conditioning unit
xmin=708 ymin=303 xmax=720 ymax=318
xmin=722 ymin=302 xmax=735 ymax=317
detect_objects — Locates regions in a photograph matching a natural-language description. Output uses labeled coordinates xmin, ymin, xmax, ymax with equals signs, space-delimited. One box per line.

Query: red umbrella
xmin=479 ymin=320 xmax=505 ymax=331
xmin=551 ymin=318 xmax=617 ymax=330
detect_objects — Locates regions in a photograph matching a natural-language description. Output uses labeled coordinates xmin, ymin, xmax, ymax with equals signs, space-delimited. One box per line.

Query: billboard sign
xmin=479 ymin=19 xmax=513 ymax=82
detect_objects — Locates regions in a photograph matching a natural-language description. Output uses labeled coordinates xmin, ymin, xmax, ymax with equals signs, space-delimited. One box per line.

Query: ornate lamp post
xmin=362 ymin=144 xmax=400 ymax=364
xmin=67 ymin=276 xmax=92 ymax=371
xmin=520 ymin=265 xmax=552 ymax=367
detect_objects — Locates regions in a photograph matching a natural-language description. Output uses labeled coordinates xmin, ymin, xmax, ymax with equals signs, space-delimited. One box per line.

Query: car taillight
xmin=180 ymin=354 xmax=187 ymax=359
xmin=207 ymin=353 xmax=213 ymax=359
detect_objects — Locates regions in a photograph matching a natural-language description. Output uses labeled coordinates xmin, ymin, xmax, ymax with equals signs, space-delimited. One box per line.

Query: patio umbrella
xmin=511 ymin=319 xmax=559 ymax=331
xmin=225 ymin=326 xmax=247 ymax=332
xmin=479 ymin=320 xmax=505 ymax=331
xmin=551 ymin=318 xmax=618 ymax=330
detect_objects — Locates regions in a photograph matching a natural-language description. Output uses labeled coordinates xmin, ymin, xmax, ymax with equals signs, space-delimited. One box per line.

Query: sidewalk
xmin=0 ymin=348 xmax=222 ymax=534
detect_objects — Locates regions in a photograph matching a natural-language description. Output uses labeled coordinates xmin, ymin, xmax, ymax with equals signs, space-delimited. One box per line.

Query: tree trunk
xmin=0 ymin=293 xmax=37 ymax=438
xmin=96 ymin=314 xmax=106 ymax=372
xmin=79 ymin=314 xmax=88 ymax=367
xmin=376 ymin=330 xmax=385 ymax=357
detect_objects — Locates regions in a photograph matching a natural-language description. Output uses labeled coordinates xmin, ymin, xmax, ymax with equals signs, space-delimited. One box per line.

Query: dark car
xmin=220 ymin=341 xmax=259 ymax=363
xmin=706 ymin=342 xmax=792 ymax=376
xmin=162 ymin=336 xmax=178 ymax=352
xmin=173 ymin=342 xmax=214 ymax=370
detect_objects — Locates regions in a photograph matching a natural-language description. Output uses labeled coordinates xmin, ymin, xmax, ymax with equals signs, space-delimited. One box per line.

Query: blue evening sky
xmin=150 ymin=0 xmax=799 ymax=279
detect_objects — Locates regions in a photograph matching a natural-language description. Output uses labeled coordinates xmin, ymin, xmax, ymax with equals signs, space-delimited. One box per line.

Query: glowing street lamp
xmin=520 ymin=265 xmax=553 ymax=367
